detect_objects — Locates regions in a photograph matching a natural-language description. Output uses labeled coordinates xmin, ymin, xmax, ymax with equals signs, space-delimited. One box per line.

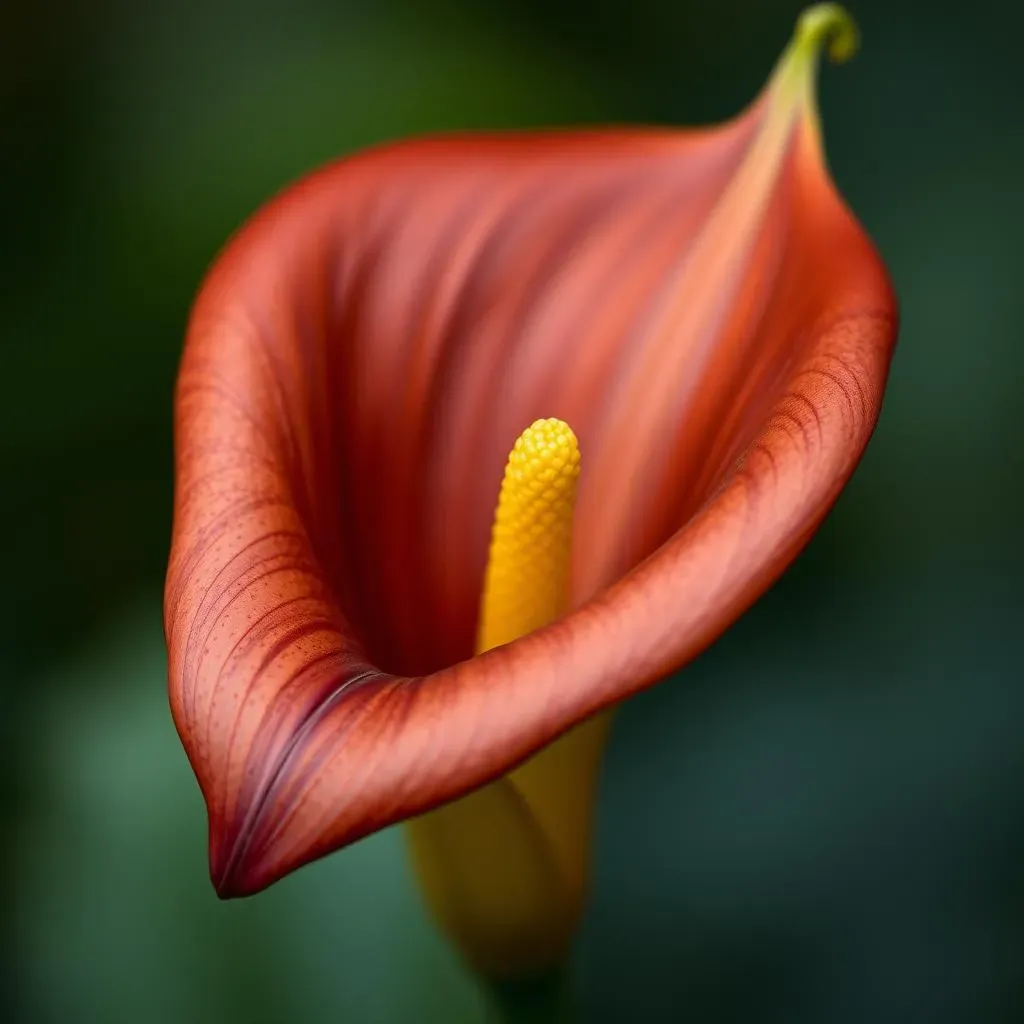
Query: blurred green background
xmin=4 ymin=0 xmax=1022 ymax=1020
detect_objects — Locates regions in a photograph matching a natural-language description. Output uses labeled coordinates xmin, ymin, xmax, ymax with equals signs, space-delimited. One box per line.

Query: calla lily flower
xmin=166 ymin=1 xmax=896 ymax=982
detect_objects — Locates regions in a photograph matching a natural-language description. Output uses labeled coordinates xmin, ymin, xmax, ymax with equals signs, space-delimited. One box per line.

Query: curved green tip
xmin=761 ymin=3 xmax=859 ymax=150
xmin=794 ymin=3 xmax=860 ymax=65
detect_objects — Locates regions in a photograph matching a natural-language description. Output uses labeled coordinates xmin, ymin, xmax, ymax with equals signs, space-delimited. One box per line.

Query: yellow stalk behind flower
xmin=405 ymin=419 xmax=610 ymax=980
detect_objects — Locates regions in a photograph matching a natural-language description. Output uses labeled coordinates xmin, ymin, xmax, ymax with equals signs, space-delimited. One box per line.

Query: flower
xmin=165 ymin=1 xmax=897 ymax=978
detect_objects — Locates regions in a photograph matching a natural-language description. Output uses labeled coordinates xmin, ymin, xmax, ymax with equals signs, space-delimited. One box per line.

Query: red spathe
xmin=165 ymin=91 xmax=897 ymax=897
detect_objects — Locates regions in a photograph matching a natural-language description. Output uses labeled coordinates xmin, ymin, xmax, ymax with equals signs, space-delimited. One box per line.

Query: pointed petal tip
xmin=210 ymin=847 xmax=272 ymax=901
xmin=206 ymin=809 xmax=274 ymax=900
xmin=208 ymin=841 xmax=246 ymax=900
xmin=211 ymin=875 xmax=247 ymax=901
xmin=212 ymin=872 xmax=257 ymax=901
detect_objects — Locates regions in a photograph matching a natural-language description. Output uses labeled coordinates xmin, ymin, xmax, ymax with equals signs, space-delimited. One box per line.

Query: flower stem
xmin=484 ymin=969 xmax=575 ymax=1024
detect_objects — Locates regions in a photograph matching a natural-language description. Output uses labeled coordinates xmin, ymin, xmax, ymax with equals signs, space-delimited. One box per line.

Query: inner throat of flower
xmin=477 ymin=418 xmax=581 ymax=653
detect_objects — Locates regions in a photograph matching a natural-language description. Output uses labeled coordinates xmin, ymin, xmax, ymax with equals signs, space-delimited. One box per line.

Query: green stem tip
xmin=795 ymin=3 xmax=860 ymax=64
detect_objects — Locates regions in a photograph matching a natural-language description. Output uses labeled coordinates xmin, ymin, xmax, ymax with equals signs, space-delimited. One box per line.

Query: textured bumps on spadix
xmin=478 ymin=418 xmax=581 ymax=654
